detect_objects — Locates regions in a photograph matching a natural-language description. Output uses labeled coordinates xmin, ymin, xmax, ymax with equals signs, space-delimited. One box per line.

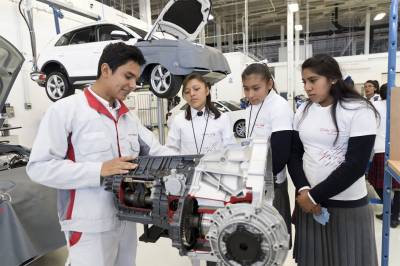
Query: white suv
xmin=32 ymin=0 xmax=230 ymax=101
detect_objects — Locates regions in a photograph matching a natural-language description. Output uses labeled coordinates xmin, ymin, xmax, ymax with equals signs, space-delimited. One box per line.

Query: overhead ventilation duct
xmin=331 ymin=6 xmax=364 ymax=33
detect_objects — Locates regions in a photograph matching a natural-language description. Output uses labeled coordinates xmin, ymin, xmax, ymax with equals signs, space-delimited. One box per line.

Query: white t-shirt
xmin=245 ymin=90 xmax=294 ymax=183
xmin=166 ymin=107 xmax=236 ymax=155
xmin=294 ymin=101 xmax=377 ymax=201
xmin=373 ymin=100 xmax=386 ymax=153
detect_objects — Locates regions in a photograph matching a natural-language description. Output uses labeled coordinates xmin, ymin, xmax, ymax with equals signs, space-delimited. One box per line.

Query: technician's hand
xmin=296 ymin=189 xmax=321 ymax=214
xmin=100 ymin=156 xmax=138 ymax=177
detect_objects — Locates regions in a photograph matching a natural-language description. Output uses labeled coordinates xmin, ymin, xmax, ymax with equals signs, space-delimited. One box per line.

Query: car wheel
xmin=234 ymin=120 xmax=246 ymax=138
xmin=149 ymin=64 xmax=182 ymax=98
xmin=45 ymin=71 xmax=74 ymax=102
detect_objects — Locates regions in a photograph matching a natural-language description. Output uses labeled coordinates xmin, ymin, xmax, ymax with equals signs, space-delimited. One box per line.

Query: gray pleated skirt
xmin=293 ymin=204 xmax=378 ymax=266
xmin=273 ymin=180 xmax=292 ymax=247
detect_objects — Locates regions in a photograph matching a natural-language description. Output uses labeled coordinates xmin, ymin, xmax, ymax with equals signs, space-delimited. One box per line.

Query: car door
xmin=87 ymin=24 xmax=139 ymax=77
xmin=0 ymin=35 xmax=24 ymax=113
xmin=62 ymin=26 xmax=96 ymax=78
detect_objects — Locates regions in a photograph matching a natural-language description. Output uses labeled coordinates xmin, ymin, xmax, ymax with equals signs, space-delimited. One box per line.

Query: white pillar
xmin=139 ymin=0 xmax=152 ymax=28
xmin=295 ymin=11 xmax=301 ymax=97
xmin=157 ymin=98 xmax=165 ymax=144
xmin=287 ymin=7 xmax=295 ymax=101
xmin=305 ymin=0 xmax=310 ymax=58
xmin=244 ymin=0 xmax=249 ymax=55
xmin=364 ymin=9 xmax=370 ymax=55
xmin=228 ymin=24 xmax=234 ymax=52
xmin=216 ymin=19 xmax=222 ymax=51
xmin=295 ymin=11 xmax=300 ymax=63
xmin=199 ymin=29 xmax=206 ymax=45
xmin=280 ymin=24 xmax=285 ymax=47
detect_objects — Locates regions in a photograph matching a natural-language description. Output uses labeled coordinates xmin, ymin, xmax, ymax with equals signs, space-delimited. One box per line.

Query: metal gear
xmin=207 ymin=202 xmax=289 ymax=266
xmin=222 ymin=224 xmax=264 ymax=265
xmin=180 ymin=197 xmax=200 ymax=248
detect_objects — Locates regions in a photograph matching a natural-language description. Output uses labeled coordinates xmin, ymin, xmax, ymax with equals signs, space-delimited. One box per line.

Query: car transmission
xmin=104 ymin=139 xmax=290 ymax=265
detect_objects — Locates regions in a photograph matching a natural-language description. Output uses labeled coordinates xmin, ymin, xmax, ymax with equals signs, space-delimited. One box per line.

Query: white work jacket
xmin=27 ymin=89 xmax=172 ymax=233
xmin=166 ymin=107 xmax=236 ymax=155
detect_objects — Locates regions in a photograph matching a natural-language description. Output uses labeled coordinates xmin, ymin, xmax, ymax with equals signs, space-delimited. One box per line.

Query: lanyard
xmin=247 ymin=99 xmax=265 ymax=138
xmin=190 ymin=110 xmax=210 ymax=154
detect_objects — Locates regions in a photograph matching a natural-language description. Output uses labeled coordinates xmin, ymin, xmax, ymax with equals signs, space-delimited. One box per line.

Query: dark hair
xmin=96 ymin=42 xmax=146 ymax=79
xmin=379 ymin=83 xmax=387 ymax=100
xmin=241 ymin=63 xmax=277 ymax=92
xmin=365 ymin=80 xmax=380 ymax=94
xmin=182 ymin=73 xmax=220 ymax=120
xmin=300 ymin=54 xmax=379 ymax=144
xmin=343 ymin=75 xmax=355 ymax=88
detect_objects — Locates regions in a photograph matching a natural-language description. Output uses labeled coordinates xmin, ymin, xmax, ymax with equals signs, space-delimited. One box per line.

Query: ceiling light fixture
xmin=295 ymin=24 xmax=303 ymax=31
xmin=288 ymin=3 xmax=299 ymax=13
xmin=374 ymin=12 xmax=386 ymax=21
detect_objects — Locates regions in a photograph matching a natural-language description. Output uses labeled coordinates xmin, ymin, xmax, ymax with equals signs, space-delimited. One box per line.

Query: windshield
xmin=122 ymin=24 xmax=147 ymax=39
xmin=219 ymin=101 xmax=241 ymax=111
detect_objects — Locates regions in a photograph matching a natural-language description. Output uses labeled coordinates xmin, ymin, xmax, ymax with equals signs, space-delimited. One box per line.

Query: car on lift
xmin=31 ymin=0 xmax=230 ymax=101
xmin=166 ymin=100 xmax=246 ymax=138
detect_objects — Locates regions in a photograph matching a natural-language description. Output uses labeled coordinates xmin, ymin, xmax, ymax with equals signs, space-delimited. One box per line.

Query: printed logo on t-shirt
xmin=320 ymin=127 xmax=338 ymax=135
xmin=255 ymin=123 xmax=265 ymax=128
xmin=318 ymin=144 xmax=346 ymax=168
xmin=202 ymin=143 xmax=219 ymax=154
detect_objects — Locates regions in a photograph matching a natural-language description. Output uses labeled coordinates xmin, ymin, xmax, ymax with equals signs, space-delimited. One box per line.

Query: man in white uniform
xmin=27 ymin=42 xmax=172 ymax=266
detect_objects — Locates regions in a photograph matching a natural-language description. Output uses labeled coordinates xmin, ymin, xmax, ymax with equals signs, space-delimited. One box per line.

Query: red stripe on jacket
xmin=65 ymin=134 xmax=75 ymax=220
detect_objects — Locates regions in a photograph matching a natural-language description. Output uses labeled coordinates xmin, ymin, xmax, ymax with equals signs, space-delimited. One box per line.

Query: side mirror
xmin=110 ymin=30 xmax=129 ymax=41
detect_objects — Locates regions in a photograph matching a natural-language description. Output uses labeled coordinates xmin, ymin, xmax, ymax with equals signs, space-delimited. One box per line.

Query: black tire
xmin=45 ymin=71 xmax=74 ymax=102
xmin=149 ymin=64 xmax=182 ymax=98
xmin=234 ymin=120 xmax=246 ymax=138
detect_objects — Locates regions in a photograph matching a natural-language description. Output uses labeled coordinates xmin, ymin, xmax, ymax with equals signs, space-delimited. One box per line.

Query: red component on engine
xmin=198 ymin=208 xmax=216 ymax=214
xmin=227 ymin=191 xmax=253 ymax=205
xmin=167 ymin=195 xmax=180 ymax=222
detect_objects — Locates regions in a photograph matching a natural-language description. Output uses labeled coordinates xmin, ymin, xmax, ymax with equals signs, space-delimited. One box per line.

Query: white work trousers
xmin=65 ymin=221 xmax=137 ymax=266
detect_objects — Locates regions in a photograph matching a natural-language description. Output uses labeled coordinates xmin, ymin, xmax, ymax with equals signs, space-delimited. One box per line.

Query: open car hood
xmin=145 ymin=0 xmax=211 ymax=41
xmin=0 ymin=36 xmax=24 ymax=113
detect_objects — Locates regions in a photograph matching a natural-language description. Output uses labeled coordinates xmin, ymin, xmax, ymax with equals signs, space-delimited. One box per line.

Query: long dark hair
xmin=299 ymin=54 xmax=379 ymax=144
xmin=241 ymin=63 xmax=278 ymax=92
xmin=379 ymin=83 xmax=387 ymax=100
xmin=182 ymin=73 xmax=220 ymax=120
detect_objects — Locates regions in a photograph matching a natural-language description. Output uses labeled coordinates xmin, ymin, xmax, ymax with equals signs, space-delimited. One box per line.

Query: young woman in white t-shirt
xmin=288 ymin=54 xmax=379 ymax=266
xmin=241 ymin=63 xmax=294 ymax=245
xmin=166 ymin=73 xmax=236 ymax=266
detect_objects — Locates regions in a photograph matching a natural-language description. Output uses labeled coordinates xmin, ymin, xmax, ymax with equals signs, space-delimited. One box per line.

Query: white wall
xmin=270 ymin=52 xmax=400 ymax=97
xmin=211 ymin=52 xmax=255 ymax=103
xmin=0 ymin=0 xmax=149 ymax=147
